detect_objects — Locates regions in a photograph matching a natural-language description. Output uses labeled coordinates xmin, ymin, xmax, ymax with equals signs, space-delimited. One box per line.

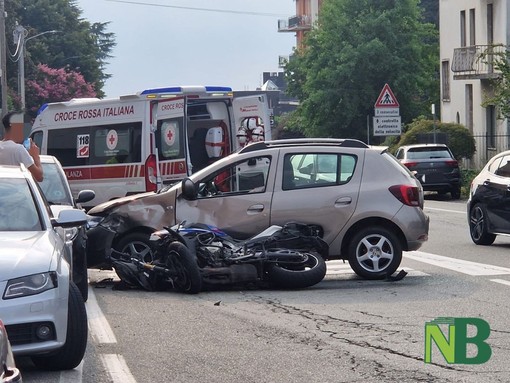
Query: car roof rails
xmin=238 ymin=138 xmax=369 ymax=154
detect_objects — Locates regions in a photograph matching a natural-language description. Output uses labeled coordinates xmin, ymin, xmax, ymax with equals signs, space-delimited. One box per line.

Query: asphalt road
xmin=17 ymin=196 xmax=510 ymax=382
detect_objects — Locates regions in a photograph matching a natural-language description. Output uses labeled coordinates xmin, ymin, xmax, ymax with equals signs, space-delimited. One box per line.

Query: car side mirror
xmin=181 ymin=178 xmax=198 ymax=200
xmin=76 ymin=190 xmax=95 ymax=204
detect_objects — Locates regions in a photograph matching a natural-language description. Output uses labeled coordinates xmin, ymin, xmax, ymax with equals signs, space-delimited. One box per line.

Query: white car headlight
xmin=3 ymin=271 xmax=58 ymax=299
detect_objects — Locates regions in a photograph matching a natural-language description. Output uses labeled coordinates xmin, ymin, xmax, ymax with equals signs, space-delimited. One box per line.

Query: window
xmin=460 ymin=11 xmax=466 ymax=47
xmin=465 ymin=84 xmax=473 ymax=133
xmin=156 ymin=117 xmax=184 ymax=160
xmin=282 ymin=153 xmax=356 ymax=191
xmin=488 ymin=156 xmax=503 ymax=174
xmin=469 ymin=8 xmax=476 ymax=46
xmin=495 ymin=155 xmax=510 ymax=177
xmin=197 ymin=156 xmax=271 ymax=197
xmin=487 ymin=4 xmax=493 ymax=45
xmin=48 ymin=122 xmax=142 ymax=166
xmin=486 ymin=105 xmax=496 ymax=149
xmin=441 ymin=61 xmax=450 ymax=101
xmin=93 ymin=124 xmax=141 ymax=165
xmin=406 ymin=147 xmax=453 ymax=160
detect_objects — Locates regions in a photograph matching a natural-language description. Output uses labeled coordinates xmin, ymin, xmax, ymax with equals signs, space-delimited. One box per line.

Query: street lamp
xmin=13 ymin=25 xmax=60 ymax=111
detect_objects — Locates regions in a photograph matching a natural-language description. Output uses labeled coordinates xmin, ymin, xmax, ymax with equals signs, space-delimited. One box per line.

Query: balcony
xmin=451 ymin=44 xmax=506 ymax=80
xmin=278 ymin=15 xmax=312 ymax=32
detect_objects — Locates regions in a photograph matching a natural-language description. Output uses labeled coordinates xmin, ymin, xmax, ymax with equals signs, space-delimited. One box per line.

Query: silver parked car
xmin=0 ymin=164 xmax=88 ymax=370
xmin=87 ymin=139 xmax=429 ymax=280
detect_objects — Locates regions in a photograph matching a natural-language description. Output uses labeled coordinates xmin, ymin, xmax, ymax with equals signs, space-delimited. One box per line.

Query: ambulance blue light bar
xmin=140 ymin=86 xmax=233 ymax=99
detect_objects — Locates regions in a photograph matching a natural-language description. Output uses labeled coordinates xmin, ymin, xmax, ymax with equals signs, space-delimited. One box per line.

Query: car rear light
xmin=389 ymin=185 xmax=420 ymax=206
xmin=445 ymin=160 xmax=458 ymax=167
xmin=402 ymin=161 xmax=418 ymax=168
xmin=145 ymin=154 xmax=158 ymax=192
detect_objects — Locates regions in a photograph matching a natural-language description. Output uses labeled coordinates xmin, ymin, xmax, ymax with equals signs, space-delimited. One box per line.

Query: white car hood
xmin=0 ymin=231 xmax=59 ymax=281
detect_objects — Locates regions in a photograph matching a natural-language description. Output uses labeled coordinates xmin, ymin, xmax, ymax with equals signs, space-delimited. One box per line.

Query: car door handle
xmin=335 ymin=196 xmax=352 ymax=206
xmin=247 ymin=204 xmax=264 ymax=214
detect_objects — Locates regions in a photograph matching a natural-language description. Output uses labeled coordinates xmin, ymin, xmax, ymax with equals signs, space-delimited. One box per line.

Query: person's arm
xmin=28 ymin=142 xmax=44 ymax=182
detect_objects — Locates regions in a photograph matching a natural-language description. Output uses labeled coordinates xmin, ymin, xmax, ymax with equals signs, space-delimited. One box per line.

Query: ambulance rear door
xmin=152 ymin=97 xmax=187 ymax=185
xmin=232 ymin=94 xmax=272 ymax=150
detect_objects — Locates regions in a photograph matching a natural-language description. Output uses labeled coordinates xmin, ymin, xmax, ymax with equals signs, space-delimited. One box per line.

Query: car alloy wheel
xmin=469 ymin=203 xmax=496 ymax=245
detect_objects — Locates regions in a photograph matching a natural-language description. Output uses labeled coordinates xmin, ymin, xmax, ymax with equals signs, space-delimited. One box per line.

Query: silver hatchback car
xmin=88 ymin=139 xmax=429 ymax=280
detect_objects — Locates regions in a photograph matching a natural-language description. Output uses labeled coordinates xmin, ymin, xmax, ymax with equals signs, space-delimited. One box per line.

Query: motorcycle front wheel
xmin=266 ymin=251 xmax=327 ymax=289
xmin=165 ymin=241 xmax=202 ymax=294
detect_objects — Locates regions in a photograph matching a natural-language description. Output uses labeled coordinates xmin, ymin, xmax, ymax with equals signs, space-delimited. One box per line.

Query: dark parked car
xmin=468 ymin=150 xmax=510 ymax=245
xmin=39 ymin=155 xmax=95 ymax=301
xmin=395 ymin=144 xmax=461 ymax=199
xmin=87 ymin=138 xmax=429 ymax=280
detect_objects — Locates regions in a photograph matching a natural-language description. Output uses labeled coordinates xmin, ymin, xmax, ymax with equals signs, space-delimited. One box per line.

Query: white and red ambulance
xmin=30 ymin=86 xmax=271 ymax=208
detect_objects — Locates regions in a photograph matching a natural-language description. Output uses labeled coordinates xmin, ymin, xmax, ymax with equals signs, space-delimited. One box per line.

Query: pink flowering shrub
xmin=26 ymin=64 xmax=97 ymax=114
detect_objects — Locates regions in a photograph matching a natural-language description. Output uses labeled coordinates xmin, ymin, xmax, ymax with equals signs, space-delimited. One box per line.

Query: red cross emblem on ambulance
xmin=107 ymin=129 xmax=118 ymax=150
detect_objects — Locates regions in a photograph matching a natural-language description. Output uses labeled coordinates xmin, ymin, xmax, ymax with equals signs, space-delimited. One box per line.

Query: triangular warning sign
xmin=374 ymin=83 xmax=399 ymax=108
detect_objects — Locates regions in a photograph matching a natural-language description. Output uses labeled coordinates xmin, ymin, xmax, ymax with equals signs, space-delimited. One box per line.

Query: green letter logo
xmin=424 ymin=317 xmax=491 ymax=364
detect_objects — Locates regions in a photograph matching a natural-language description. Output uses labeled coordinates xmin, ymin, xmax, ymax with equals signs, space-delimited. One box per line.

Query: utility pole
xmin=0 ymin=0 xmax=8 ymax=123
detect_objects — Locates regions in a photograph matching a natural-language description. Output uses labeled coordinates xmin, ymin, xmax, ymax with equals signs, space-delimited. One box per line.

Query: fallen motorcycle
xmin=107 ymin=222 xmax=328 ymax=294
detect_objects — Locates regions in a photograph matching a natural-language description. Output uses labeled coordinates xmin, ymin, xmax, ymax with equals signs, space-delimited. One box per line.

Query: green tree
xmin=4 ymin=0 xmax=115 ymax=111
xmin=420 ymin=0 xmax=439 ymax=27
xmin=480 ymin=46 xmax=510 ymax=119
xmin=285 ymin=0 xmax=438 ymax=140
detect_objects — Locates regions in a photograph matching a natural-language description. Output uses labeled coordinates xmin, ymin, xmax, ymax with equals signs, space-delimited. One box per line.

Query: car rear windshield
xmin=407 ymin=147 xmax=453 ymax=159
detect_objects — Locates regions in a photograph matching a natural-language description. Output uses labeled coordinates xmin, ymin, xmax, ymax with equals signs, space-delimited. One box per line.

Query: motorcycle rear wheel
xmin=165 ymin=241 xmax=202 ymax=294
xmin=267 ymin=251 xmax=326 ymax=289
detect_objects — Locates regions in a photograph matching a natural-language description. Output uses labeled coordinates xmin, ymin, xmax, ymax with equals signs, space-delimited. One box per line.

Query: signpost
xmin=373 ymin=83 xmax=401 ymax=136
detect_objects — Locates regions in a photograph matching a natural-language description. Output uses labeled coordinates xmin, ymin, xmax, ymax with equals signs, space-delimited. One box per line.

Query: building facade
xmin=278 ymin=0 xmax=323 ymax=49
xmin=440 ymin=0 xmax=509 ymax=169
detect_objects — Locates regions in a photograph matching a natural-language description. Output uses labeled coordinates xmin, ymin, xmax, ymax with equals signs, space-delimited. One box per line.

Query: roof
xmin=238 ymin=138 xmax=369 ymax=154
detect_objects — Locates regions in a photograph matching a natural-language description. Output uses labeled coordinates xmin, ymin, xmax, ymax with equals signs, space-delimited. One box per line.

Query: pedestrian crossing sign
xmin=374 ymin=83 xmax=400 ymax=108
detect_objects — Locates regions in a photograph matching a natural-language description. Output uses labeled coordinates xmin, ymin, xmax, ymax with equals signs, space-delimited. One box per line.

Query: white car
xmin=0 ymin=164 xmax=88 ymax=370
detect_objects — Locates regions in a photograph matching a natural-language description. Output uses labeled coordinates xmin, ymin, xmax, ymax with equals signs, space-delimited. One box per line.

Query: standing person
xmin=0 ymin=112 xmax=43 ymax=181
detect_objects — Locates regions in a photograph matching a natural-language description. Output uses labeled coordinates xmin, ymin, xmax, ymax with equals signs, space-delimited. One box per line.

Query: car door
xmin=270 ymin=148 xmax=361 ymax=246
xmin=481 ymin=154 xmax=510 ymax=233
xmin=174 ymin=154 xmax=274 ymax=239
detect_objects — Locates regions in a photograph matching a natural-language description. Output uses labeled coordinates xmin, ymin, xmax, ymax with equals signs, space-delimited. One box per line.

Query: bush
xmin=461 ymin=168 xmax=478 ymax=199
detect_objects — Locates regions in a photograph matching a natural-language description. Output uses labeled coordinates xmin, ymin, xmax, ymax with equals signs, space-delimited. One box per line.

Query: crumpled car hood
xmin=87 ymin=192 xmax=156 ymax=215
xmin=0 ymin=231 xmax=59 ymax=281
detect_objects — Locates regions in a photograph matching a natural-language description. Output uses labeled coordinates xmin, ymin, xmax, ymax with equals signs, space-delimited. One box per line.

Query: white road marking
xmin=490 ymin=278 xmax=510 ymax=287
xmin=425 ymin=206 xmax=465 ymax=214
xmin=87 ymin=287 xmax=117 ymax=344
xmin=405 ymin=251 xmax=510 ymax=276
xmin=101 ymin=354 xmax=137 ymax=383
xmin=326 ymin=260 xmax=428 ymax=276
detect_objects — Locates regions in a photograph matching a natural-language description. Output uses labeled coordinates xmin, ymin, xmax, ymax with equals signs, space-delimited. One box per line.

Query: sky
xmin=75 ymin=0 xmax=297 ymax=98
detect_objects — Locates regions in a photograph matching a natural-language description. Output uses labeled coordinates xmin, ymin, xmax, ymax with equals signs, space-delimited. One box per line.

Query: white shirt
xmin=0 ymin=140 xmax=35 ymax=168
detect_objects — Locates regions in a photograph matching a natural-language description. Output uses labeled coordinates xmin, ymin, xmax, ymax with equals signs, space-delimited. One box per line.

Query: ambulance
xmin=30 ymin=86 xmax=271 ymax=208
